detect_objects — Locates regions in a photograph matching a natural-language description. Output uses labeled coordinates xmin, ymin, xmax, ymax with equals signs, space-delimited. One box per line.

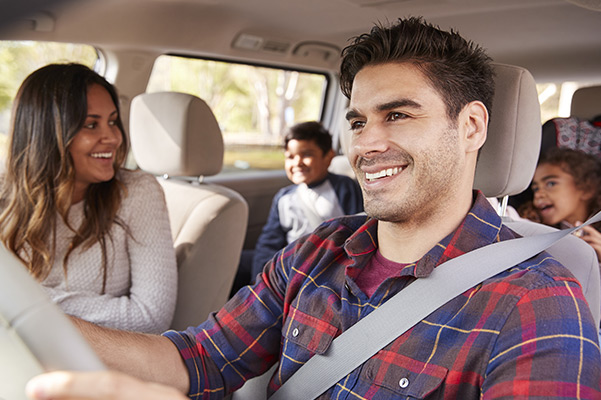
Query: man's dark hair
xmin=340 ymin=17 xmax=495 ymax=120
xmin=284 ymin=121 xmax=333 ymax=155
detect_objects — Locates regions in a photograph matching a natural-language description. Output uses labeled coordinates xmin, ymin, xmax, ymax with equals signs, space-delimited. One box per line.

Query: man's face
xmin=284 ymin=139 xmax=333 ymax=185
xmin=346 ymin=62 xmax=465 ymax=223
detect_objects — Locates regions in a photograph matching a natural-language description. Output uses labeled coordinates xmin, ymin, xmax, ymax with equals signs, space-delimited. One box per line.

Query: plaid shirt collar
xmin=344 ymin=191 xmax=504 ymax=278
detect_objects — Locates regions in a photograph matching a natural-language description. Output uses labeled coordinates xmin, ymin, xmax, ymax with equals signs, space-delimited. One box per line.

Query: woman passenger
xmin=0 ymin=63 xmax=177 ymax=333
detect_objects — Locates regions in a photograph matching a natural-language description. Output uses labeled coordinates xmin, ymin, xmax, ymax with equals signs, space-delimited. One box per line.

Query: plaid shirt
xmin=165 ymin=191 xmax=601 ymax=399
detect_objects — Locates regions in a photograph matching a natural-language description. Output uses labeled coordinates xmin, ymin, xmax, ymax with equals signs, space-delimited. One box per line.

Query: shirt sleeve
xmin=482 ymin=274 xmax=601 ymax=398
xmin=45 ymin=171 xmax=178 ymax=334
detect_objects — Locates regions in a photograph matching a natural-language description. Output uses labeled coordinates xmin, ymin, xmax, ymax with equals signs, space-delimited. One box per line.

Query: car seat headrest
xmin=571 ymin=85 xmax=601 ymax=121
xmin=129 ymin=91 xmax=224 ymax=177
xmin=473 ymin=63 xmax=542 ymax=197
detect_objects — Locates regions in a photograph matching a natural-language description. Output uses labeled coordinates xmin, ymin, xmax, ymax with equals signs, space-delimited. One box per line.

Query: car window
xmin=537 ymin=81 xmax=601 ymax=123
xmin=146 ymin=54 xmax=329 ymax=173
xmin=0 ymin=40 xmax=98 ymax=155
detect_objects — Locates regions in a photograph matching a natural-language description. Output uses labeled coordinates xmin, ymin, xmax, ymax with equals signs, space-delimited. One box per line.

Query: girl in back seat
xmin=0 ymin=63 xmax=177 ymax=334
xmin=520 ymin=147 xmax=601 ymax=258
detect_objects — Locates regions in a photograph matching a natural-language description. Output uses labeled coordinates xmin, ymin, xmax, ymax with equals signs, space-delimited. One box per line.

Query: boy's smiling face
xmin=284 ymin=139 xmax=334 ymax=186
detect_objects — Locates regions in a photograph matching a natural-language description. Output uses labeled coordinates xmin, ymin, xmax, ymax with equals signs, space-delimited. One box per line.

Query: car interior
xmin=129 ymin=91 xmax=249 ymax=329
xmin=0 ymin=0 xmax=601 ymax=398
xmin=543 ymin=84 xmax=601 ymax=155
xmin=571 ymin=85 xmax=601 ymax=121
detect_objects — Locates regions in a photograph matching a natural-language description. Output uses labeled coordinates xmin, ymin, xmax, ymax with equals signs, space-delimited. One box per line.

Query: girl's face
xmin=532 ymin=163 xmax=592 ymax=227
xmin=69 ymin=84 xmax=123 ymax=203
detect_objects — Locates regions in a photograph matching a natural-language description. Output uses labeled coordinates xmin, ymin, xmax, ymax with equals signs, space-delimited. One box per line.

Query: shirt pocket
xmin=282 ymin=307 xmax=338 ymax=356
xmin=362 ymin=350 xmax=448 ymax=399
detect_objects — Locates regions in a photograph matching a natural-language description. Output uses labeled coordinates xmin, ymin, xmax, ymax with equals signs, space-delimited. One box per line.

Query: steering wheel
xmin=0 ymin=245 xmax=105 ymax=400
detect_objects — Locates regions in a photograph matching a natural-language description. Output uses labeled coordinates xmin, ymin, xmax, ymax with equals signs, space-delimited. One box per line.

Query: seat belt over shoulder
xmin=269 ymin=211 xmax=601 ymax=400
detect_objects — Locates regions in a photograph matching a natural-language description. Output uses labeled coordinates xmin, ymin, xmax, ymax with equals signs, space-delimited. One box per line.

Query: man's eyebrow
xmin=345 ymin=109 xmax=361 ymax=121
xmin=345 ymin=99 xmax=422 ymax=121
xmin=376 ymin=99 xmax=422 ymax=112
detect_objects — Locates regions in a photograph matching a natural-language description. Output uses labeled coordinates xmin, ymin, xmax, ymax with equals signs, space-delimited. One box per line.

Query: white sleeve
xmin=44 ymin=171 xmax=178 ymax=334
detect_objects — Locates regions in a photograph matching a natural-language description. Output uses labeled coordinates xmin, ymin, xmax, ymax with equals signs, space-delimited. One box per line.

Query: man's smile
xmin=365 ymin=166 xmax=402 ymax=182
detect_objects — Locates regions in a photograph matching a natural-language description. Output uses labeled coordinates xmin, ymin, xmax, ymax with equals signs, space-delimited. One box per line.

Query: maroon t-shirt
xmin=356 ymin=249 xmax=409 ymax=298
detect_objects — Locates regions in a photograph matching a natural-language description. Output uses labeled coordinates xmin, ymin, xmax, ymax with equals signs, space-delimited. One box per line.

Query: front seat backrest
xmin=473 ymin=64 xmax=542 ymax=197
xmin=130 ymin=92 xmax=249 ymax=330
xmin=474 ymin=64 xmax=600 ymax=327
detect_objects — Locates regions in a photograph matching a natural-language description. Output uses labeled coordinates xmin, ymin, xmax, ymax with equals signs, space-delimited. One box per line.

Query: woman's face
xmin=532 ymin=163 xmax=592 ymax=226
xmin=68 ymin=83 xmax=123 ymax=203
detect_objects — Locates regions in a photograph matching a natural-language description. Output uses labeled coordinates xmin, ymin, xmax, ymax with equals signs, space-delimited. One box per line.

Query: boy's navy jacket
xmin=252 ymin=172 xmax=363 ymax=276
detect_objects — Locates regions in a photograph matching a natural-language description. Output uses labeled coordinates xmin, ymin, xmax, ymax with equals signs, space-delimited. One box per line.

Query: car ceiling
xmin=2 ymin=0 xmax=601 ymax=82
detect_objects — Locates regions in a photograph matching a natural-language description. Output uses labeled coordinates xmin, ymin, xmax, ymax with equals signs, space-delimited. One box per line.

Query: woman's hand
xmin=26 ymin=371 xmax=187 ymax=400
xmin=575 ymin=223 xmax=601 ymax=261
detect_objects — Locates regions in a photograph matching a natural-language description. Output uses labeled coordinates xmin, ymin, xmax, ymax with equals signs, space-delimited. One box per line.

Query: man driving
xmin=27 ymin=17 xmax=601 ymax=400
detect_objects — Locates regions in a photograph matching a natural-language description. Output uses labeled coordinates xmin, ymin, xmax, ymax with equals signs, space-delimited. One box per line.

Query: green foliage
xmin=0 ymin=41 xmax=97 ymax=136
xmin=148 ymin=55 xmax=326 ymax=149
xmin=223 ymin=146 xmax=285 ymax=172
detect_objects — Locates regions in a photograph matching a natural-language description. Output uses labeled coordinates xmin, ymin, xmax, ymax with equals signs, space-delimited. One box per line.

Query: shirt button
xmin=344 ymin=282 xmax=351 ymax=292
xmin=399 ymin=377 xmax=409 ymax=388
xmin=292 ymin=328 xmax=299 ymax=337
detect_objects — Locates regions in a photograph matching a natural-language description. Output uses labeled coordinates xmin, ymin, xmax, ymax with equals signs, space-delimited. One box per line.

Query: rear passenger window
xmin=0 ymin=41 xmax=98 ymax=156
xmin=146 ymin=54 xmax=329 ymax=173
xmin=537 ymin=81 xmax=601 ymax=123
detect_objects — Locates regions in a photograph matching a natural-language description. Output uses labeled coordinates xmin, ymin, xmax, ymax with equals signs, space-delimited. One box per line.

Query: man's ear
xmin=460 ymin=101 xmax=488 ymax=154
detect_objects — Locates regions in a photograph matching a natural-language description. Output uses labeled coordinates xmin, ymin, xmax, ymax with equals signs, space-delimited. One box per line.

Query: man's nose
xmin=350 ymin=123 xmax=389 ymax=158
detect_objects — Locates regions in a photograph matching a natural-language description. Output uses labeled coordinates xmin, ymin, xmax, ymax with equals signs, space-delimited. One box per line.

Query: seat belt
xmin=270 ymin=211 xmax=601 ymax=400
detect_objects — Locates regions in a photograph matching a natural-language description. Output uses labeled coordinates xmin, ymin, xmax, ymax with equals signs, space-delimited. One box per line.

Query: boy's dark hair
xmin=339 ymin=17 xmax=495 ymax=120
xmin=284 ymin=121 xmax=333 ymax=155
xmin=539 ymin=147 xmax=601 ymax=217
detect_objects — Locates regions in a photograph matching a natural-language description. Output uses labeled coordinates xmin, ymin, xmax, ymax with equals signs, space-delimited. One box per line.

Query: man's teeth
xmin=365 ymin=167 xmax=400 ymax=181
xmin=91 ymin=152 xmax=113 ymax=159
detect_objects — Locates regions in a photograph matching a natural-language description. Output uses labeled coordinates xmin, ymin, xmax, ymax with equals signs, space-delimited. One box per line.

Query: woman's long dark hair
xmin=0 ymin=63 xmax=129 ymax=290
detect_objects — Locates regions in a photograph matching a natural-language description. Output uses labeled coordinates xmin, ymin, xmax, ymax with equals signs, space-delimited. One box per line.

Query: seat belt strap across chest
xmin=269 ymin=211 xmax=601 ymax=400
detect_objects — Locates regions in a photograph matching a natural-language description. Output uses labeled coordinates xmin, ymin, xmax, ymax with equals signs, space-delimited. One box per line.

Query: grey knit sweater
xmin=42 ymin=169 xmax=177 ymax=333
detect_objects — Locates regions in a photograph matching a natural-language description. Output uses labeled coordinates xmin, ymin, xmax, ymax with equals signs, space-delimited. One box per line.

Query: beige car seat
xmin=474 ymin=64 xmax=599 ymax=327
xmin=130 ymin=92 xmax=249 ymax=330
xmin=229 ymin=63 xmax=601 ymax=399
xmin=570 ymin=84 xmax=601 ymax=121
